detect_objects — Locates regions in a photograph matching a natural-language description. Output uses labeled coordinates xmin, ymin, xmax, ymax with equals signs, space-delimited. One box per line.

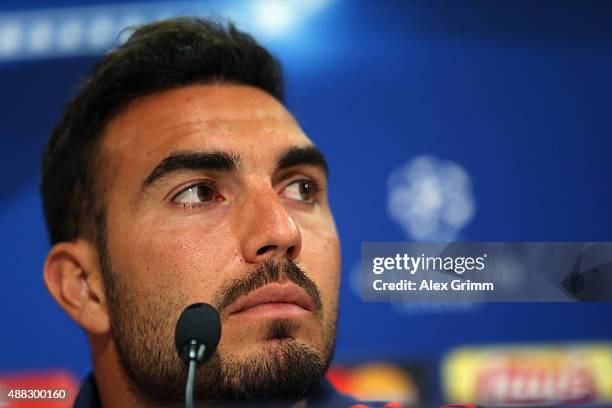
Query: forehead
xmin=100 ymin=84 xmax=311 ymax=167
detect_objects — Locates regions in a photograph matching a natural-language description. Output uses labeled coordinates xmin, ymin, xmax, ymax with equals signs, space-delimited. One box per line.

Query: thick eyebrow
xmin=142 ymin=151 xmax=240 ymax=190
xmin=277 ymin=146 xmax=328 ymax=176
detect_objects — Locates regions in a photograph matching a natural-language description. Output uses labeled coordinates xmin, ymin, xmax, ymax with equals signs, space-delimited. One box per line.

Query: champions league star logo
xmin=387 ymin=155 xmax=475 ymax=242
xmin=383 ymin=156 xmax=479 ymax=314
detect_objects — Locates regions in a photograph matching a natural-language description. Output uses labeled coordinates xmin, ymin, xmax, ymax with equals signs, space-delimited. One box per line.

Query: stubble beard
xmin=98 ymin=238 xmax=337 ymax=407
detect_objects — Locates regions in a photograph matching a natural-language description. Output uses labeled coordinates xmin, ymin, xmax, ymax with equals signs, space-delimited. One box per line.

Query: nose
xmin=240 ymin=186 xmax=302 ymax=264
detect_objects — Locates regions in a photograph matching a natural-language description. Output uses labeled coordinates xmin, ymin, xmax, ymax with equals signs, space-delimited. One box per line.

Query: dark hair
xmin=40 ymin=17 xmax=284 ymax=245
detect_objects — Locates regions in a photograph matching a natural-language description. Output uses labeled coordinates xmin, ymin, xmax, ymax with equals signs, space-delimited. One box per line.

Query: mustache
xmin=215 ymin=260 xmax=323 ymax=318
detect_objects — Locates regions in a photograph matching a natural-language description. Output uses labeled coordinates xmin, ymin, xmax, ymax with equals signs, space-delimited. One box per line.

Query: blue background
xmin=1 ymin=0 xmax=611 ymax=403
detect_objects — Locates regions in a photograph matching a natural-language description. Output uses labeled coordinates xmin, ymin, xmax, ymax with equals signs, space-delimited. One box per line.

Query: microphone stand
xmin=184 ymin=339 xmax=206 ymax=408
xmin=175 ymin=303 xmax=221 ymax=408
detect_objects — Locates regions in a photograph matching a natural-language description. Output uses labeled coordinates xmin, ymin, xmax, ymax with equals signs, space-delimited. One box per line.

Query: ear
xmin=43 ymin=239 xmax=110 ymax=335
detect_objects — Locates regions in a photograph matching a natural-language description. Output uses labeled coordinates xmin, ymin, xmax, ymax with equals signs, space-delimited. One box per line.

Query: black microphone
xmin=175 ymin=303 xmax=221 ymax=408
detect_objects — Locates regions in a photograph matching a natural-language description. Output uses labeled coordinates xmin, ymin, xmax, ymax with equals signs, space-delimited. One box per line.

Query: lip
xmin=225 ymin=283 xmax=315 ymax=318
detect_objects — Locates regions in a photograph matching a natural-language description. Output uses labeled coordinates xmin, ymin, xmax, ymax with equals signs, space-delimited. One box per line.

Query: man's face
xmin=97 ymin=84 xmax=341 ymax=404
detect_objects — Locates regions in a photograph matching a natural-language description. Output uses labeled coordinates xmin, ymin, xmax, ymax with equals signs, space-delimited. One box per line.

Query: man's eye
xmin=282 ymin=180 xmax=319 ymax=204
xmin=172 ymin=183 xmax=218 ymax=206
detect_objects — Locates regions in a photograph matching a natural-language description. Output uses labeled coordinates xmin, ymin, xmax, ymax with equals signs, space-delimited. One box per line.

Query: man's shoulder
xmin=72 ymin=373 xmax=100 ymax=408
xmin=72 ymin=373 xmax=404 ymax=408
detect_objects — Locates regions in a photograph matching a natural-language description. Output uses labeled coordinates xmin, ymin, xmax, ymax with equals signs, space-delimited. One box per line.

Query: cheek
xmin=298 ymin=222 xmax=341 ymax=309
xmin=109 ymin=221 xmax=239 ymax=304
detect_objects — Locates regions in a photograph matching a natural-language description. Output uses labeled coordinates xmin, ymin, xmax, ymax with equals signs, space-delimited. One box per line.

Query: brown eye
xmin=283 ymin=180 xmax=319 ymax=204
xmin=196 ymin=185 xmax=214 ymax=201
xmin=299 ymin=181 xmax=314 ymax=200
xmin=172 ymin=182 xmax=218 ymax=206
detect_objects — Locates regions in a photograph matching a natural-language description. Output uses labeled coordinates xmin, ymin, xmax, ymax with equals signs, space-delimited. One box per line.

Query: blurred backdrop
xmin=1 ymin=0 xmax=611 ymax=406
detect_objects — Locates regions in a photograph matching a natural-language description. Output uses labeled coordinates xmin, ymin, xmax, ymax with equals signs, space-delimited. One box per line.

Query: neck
xmin=90 ymin=334 xmax=146 ymax=408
